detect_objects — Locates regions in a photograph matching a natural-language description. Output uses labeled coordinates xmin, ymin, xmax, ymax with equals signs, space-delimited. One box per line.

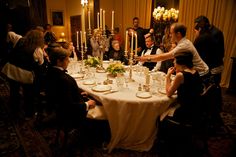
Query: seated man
xmin=138 ymin=34 xmax=163 ymax=71
xmin=45 ymin=46 xmax=96 ymax=128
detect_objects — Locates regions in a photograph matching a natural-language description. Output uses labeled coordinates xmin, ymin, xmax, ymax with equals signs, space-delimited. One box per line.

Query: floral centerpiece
xmin=153 ymin=6 xmax=179 ymax=22
xmin=84 ymin=56 xmax=101 ymax=67
xmin=106 ymin=61 xmax=125 ymax=76
xmin=152 ymin=6 xmax=179 ymax=45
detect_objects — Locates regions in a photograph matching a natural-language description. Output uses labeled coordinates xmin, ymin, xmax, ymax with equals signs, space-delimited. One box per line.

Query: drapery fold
xmin=178 ymin=0 xmax=236 ymax=87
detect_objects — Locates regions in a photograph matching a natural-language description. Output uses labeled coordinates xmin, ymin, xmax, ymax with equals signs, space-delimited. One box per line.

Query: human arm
xmin=166 ymin=67 xmax=183 ymax=97
xmin=137 ymin=51 xmax=174 ymax=62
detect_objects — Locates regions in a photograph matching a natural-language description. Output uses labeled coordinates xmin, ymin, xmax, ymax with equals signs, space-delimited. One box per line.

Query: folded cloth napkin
xmin=160 ymin=103 xmax=180 ymax=121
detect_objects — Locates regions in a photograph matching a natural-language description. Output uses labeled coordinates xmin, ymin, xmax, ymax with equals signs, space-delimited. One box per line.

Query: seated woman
xmin=162 ymin=52 xmax=204 ymax=124
xmin=45 ymin=46 xmax=96 ymax=128
xmin=106 ymin=39 xmax=128 ymax=65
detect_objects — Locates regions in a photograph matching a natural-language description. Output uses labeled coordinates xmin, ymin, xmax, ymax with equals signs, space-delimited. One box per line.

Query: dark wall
xmin=0 ymin=0 xmax=47 ymax=62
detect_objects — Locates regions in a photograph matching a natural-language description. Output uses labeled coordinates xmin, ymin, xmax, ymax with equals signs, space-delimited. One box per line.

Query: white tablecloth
xmin=68 ymin=62 xmax=176 ymax=152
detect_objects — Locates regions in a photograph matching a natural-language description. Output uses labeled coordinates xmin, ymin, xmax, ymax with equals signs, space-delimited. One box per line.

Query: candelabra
xmin=78 ymin=43 xmax=87 ymax=73
xmin=124 ymin=50 xmax=137 ymax=82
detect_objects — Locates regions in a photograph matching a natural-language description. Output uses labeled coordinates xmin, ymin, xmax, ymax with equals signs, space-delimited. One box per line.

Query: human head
xmin=111 ymin=40 xmax=120 ymax=51
xmin=44 ymin=24 xmax=52 ymax=31
xmin=174 ymin=51 xmax=193 ymax=72
xmin=127 ymin=27 xmax=134 ymax=37
xmin=145 ymin=34 xmax=155 ymax=48
xmin=133 ymin=17 xmax=139 ymax=28
xmin=48 ymin=47 xmax=71 ymax=69
xmin=61 ymin=41 xmax=74 ymax=53
xmin=170 ymin=23 xmax=187 ymax=43
xmin=24 ymin=29 xmax=45 ymax=52
xmin=194 ymin=15 xmax=210 ymax=32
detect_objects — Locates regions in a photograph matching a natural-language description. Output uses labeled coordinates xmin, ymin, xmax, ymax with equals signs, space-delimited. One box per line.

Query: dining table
xmin=67 ymin=60 xmax=177 ymax=153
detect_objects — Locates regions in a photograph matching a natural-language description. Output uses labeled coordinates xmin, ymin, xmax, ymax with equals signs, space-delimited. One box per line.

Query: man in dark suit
xmin=45 ymin=46 xmax=96 ymax=128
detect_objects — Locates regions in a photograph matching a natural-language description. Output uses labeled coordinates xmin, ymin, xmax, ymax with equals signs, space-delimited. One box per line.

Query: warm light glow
xmin=61 ymin=32 xmax=65 ymax=37
xmin=81 ymin=0 xmax=88 ymax=6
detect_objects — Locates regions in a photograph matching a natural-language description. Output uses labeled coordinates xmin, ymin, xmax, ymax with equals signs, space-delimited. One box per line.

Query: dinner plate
xmin=92 ymin=85 xmax=111 ymax=92
xmin=83 ymin=80 xmax=96 ymax=85
xmin=70 ymin=73 xmax=84 ymax=78
xmin=136 ymin=91 xmax=152 ymax=99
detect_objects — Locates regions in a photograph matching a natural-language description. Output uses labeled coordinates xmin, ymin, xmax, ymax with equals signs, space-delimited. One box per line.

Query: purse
xmin=1 ymin=62 xmax=34 ymax=84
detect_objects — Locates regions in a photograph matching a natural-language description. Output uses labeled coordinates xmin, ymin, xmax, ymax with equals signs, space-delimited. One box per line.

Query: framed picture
xmin=51 ymin=10 xmax=64 ymax=26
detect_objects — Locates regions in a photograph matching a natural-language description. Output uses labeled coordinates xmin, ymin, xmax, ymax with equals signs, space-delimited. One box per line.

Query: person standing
xmin=132 ymin=17 xmax=154 ymax=56
xmin=137 ymin=23 xmax=209 ymax=77
xmin=194 ymin=15 xmax=224 ymax=85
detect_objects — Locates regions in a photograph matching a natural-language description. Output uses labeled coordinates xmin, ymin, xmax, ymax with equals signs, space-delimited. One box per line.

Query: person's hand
xmin=136 ymin=56 xmax=144 ymax=62
xmin=149 ymin=28 xmax=154 ymax=34
xmin=87 ymin=99 xmax=96 ymax=109
xmin=167 ymin=67 xmax=175 ymax=77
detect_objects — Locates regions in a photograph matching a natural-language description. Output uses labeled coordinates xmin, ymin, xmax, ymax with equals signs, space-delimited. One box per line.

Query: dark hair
xmin=194 ymin=15 xmax=210 ymax=31
xmin=175 ymin=52 xmax=193 ymax=68
xmin=133 ymin=17 xmax=139 ymax=21
xmin=172 ymin=23 xmax=187 ymax=37
xmin=145 ymin=34 xmax=155 ymax=42
xmin=48 ymin=47 xmax=70 ymax=66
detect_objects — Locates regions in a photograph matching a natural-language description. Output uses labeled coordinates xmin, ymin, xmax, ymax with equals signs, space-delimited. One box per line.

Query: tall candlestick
xmin=103 ymin=10 xmax=105 ymax=31
xmin=111 ymin=11 xmax=114 ymax=30
xmin=125 ymin=31 xmax=128 ymax=55
xmin=100 ymin=9 xmax=103 ymax=29
xmin=135 ymin=33 xmax=138 ymax=56
xmin=76 ymin=31 xmax=79 ymax=49
xmin=82 ymin=6 xmax=85 ymax=38
xmin=97 ymin=13 xmax=100 ymax=29
xmin=88 ymin=10 xmax=91 ymax=30
xmin=84 ymin=32 xmax=87 ymax=47
xmin=131 ymin=31 xmax=134 ymax=55
xmin=80 ymin=31 xmax=83 ymax=48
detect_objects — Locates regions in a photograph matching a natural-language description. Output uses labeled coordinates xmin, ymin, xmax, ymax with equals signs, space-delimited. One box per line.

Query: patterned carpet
xmin=0 ymin=73 xmax=236 ymax=157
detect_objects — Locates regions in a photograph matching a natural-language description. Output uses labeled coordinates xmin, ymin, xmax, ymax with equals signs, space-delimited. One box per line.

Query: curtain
xmin=29 ymin=0 xmax=47 ymax=27
xmin=178 ymin=0 xmax=236 ymax=87
xmin=114 ymin=0 xmax=152 ymax=34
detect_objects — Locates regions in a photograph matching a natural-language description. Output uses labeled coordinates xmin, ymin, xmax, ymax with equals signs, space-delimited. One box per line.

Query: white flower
xmin=153 ymin=6 xmax=179 ymax=22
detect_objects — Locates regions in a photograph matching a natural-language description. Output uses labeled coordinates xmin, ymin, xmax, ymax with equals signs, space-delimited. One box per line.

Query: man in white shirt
xmin=137 ymin=23 xmax=209 ymax=76
xmin=138 ymin=34 xmax=163 ymax=71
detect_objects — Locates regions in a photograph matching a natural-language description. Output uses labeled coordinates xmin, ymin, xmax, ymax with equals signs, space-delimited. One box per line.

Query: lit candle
xmin=111 ymin=11 xmax=114 ymax=30
xmin=97 ymin=13 xmax=100 ymax=29
xmin=76 ymin=31 xmax=79 ymax=49
xmin=131 ymin=31 xmax=134 ymax=55
xmin=125 ymin=31 xmax=128 ymax=54
xmin=135 ymin=33 xmax=138 ymax=56
xmin=80 ymin=31 xmax=83 ymax=48
xmin=84 ymin=32 xmax=87 ymax=47
xmin=103 ymin=10 xmax=105 ymax=31
xmin=88 ymin=10 xmax=91 ymax=29
xmin=100 ymin=9 xmax=103 ymax=29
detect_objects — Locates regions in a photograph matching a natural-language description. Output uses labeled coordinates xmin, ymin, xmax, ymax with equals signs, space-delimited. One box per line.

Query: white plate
xmin=83 ymin=80 xmax=96 ymax=85
xmin=136 ymin=92 xmax=152 ymax=99
xmin=92 ymin=85 xmax=111 ymax=92
xmin=70 ymin=73 xmax=84 ymax=78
